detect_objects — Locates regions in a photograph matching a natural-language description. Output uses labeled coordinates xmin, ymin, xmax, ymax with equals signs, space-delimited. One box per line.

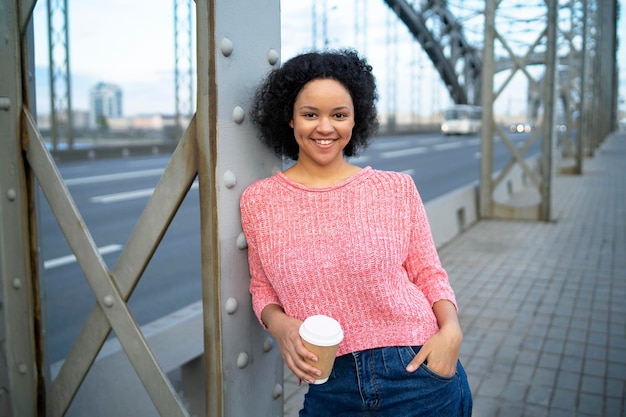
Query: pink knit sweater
xmin=240 ymin=167 xmax=457 ymax=356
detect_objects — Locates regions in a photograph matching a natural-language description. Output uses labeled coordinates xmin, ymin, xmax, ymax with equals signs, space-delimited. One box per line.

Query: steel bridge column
xmin=46 ymin=0 xmax=74 ymax=150
xmin=0 ymin=0 xmax=40 ymax=415
xmin=577 ymin=0 xmax=588 ymax=173
xmin=479 ymin=0 xmax=558 ymax=221
xmin=174 ymin=0 xmax=194 ymax=143
xmin=598 ymin=0 xmax=618 ymax=136
xmin=479 ymin=0 xmax=495 ymax=219
xmin=540 ymin=0 xmax=558 ymax=221
xmin=195 ymin=0 xmax=283 ymax=416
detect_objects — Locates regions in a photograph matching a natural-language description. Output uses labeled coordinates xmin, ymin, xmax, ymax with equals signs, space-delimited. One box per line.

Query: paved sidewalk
xmin=282 ymin=131 xmax=626 ymax=417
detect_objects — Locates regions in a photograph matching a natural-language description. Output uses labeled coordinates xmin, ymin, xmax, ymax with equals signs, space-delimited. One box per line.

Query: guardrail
xmin=426 ymin=155 xmax=541 ymax=247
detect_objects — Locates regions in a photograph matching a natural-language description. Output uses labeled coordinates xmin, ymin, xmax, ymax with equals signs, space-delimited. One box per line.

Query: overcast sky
xmin=32 ymin=0 xmax=626 ymax=119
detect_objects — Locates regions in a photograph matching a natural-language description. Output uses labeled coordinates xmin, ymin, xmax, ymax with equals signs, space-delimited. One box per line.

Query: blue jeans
xmin=299 ymin=346 xmax=472 ymax=416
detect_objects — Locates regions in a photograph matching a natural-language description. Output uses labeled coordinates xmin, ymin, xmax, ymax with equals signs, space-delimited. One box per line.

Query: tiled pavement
xmin=283 ymin=131 xmax=626 ymax=417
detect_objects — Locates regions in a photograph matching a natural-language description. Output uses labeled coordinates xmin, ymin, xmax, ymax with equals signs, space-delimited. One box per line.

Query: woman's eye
xmin=334 ymin=113 xmax=348 ymax=119
xmin=303 ymin=113 xmax=316 ymax=118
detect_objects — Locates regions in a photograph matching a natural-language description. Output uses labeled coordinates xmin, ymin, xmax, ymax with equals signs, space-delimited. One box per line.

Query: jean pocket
xmin=418 ymin=362 xmax=457 ymax=382
xmin=405 ymin=347 xmax=456 ymax=380
xmin=397 ymin=346 xmax=420 ymax=369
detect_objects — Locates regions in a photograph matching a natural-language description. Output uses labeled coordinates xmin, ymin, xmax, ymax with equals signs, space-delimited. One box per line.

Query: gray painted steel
xmin=196 ymin=0 xmax=283 ymax=415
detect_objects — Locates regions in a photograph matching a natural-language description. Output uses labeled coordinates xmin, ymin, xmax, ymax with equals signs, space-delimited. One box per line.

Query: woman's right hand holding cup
xmin=261 ymin=305 xmax=321 ymax=384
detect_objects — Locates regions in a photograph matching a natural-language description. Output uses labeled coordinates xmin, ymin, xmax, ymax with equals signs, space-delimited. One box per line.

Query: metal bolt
xmin=12 ymin=278 xmax=21 ymax=290
xmin=236 ymin=232 xmax=247 ymax=250
xmin=236 ymin=352 xmax=249 ymax=369
xmin=0 ymin=97 xmax=10 ymax=111
xmin=221 ymin=37 xmax=233 ymax=57
xmin=225 ymin=297 xmax=238 ymax=314
xmin=6 ymin=189 xmax=16 ymax=201
xmin=268 ymin=49 xmax=279 ymax=66
xmin=232 ymin=106 xmax=245 ymax=124
xmin=223 ymin=170 xmax=237 ymax=189
xmin=17 ymin=363 xmax=27 ymax=375
xmin=263 ymin=337 xmax=274 ymax=352
xmin=103 ymin=295 xmax=115 ymax=307
xmin=272 ymin=384 xmax=283 ymax=399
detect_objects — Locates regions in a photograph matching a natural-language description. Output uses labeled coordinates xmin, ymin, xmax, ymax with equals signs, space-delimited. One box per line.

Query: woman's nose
xmin=316 ymin=117 xmax=333 ymax=133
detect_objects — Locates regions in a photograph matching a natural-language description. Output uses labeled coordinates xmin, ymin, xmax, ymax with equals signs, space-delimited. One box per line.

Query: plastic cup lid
xmin=299 ymin=315 xmax=344 ymax=346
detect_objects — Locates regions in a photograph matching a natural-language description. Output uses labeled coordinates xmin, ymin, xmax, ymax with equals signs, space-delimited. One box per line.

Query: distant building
xmin=89 ymin=82 xmax=123 ymax=129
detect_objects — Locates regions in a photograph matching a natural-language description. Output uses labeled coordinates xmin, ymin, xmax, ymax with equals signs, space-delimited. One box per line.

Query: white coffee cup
xmin=299 ymin=315 xmax=344 ymax=384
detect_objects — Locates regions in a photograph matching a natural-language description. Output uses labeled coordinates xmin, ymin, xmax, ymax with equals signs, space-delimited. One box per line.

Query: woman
xmin=240 ymin=49 xmax=472 ymax=416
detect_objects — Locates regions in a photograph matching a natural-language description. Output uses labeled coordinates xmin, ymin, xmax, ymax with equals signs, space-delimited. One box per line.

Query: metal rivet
xmin=6 ymin=189 xmax=16 ymax=201
xmin=103 ymin=295 xmax=115 ymax=307
xmin=12 ymin=278 xmax=21 ymax=290
xmin=272 ymin=384 xmax=283 ymax=399
xmin=17 ymin=363 xmax=27 ymax=375
xmin=225 ymin=297 xmax=238 ymax=314
xmin=268 ymin=49 xmax=279 ymax=65
xmin=236 ymin=352 xmax=249 ymax=369
xmin=0 ymin=97 xmax=11 ymax=111
xmin=263 ymin=337 xmax=274 ymax=352
xmin=221 ymin=37 xmax=233 ymax=57
xmin=236 ymin=232 xmax=247 ymax=250
xmin=232 ymin=105 xmax=245 ymax=124
xmin=223 ymin=170 xmax=237 ymax=189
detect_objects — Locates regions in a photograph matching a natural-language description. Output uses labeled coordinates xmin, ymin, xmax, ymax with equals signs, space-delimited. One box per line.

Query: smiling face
xmin=289 ymin=78 xmax=355 ymax=169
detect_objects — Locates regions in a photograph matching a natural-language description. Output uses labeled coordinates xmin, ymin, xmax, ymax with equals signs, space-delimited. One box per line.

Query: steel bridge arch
xmin=383 ymin=0 xmax=482 ymax=106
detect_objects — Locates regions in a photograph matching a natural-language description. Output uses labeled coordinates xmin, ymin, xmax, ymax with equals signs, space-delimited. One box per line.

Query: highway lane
xmin=39 ymin=155 xmax=202 ymax=363
xmin=40 ymin=131 xmax=537 ymax=363
xmin=352 ymin=133 xmax=536 ymax=201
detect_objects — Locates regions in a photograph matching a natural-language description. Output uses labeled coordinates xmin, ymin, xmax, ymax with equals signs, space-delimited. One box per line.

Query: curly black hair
xmin=251 ymin=49 xmax=379 ymax=161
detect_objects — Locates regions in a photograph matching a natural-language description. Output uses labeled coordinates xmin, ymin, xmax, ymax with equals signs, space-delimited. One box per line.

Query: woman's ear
xmin=289 ymin=120 xmax=294 ymax=128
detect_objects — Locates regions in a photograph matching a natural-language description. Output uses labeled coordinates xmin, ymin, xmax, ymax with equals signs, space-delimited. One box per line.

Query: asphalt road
xmin=40 ymin=131 xmax=537 ymax=363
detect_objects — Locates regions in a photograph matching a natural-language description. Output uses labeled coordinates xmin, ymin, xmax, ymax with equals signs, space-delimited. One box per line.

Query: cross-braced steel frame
xmin=1 ymin=0 xmax=283 ymax=416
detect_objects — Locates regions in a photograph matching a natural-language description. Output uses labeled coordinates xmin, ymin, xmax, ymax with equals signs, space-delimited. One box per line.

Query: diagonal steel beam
xmin=493 ymin=27 xmax=548 ymax=99
xmin=23 ymin=109 xmax=193 ymax=417
xmin=494 ymin=28 xmax=546 ymax=94
xmin=493 ymin=123 xmax=542 ymax=189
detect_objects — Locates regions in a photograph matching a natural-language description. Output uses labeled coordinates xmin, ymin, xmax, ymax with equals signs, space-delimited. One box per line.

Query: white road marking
xmin=64 ymin=169 xmax=164 ymax=186
xmin=381 ymin=147 xmax=428 ymax=158
xmin=90 ymin=188 xmax=154 ymax=204
xmin=432 ymin=142 xmax=465 ymax=151
xmin=44 ymin=244 xmax=123 ymax=269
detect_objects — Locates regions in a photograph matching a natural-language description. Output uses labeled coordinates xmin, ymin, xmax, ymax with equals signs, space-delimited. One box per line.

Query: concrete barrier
xmin=51 ymin=302 xmax=204 ymax=416
xmin=425 ymin=155 xmax=542 ymax=247
xmin=425 ymin=183 xmax=479 ymax=248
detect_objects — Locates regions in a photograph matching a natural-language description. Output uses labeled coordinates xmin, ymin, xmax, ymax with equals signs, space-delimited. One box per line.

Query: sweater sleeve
xmin=403 ymin=178 xmax=458 ymax=310
xmin=240 ymin=187 xmax=283 ymax=327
